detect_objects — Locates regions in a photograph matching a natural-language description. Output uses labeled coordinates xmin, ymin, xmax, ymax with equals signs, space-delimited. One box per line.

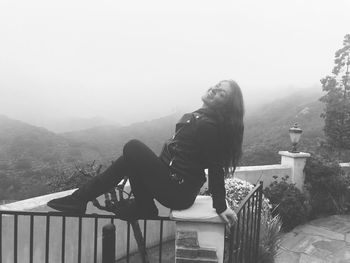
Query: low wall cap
xmin=278 ymin=151 xmax=311 ymax=158
xmin=170 ymin=196 xmax=225 ymax=224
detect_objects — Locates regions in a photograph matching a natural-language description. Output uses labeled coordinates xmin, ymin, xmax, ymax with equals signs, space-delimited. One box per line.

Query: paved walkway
xmin=276 ymin=215 xmax=350 ymax=263
xmin=116 ymin=215 xmax=350 ymax=263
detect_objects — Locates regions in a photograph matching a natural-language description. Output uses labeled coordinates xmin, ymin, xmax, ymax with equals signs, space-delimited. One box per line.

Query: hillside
xmin=37 ymin=116 xmax=122 ymax=133
xmin=62 ymin=112 xmax=182 ymax=158
xmin=62 ymin=88 xmax=325 ymax=166
xmin=242 ymin=89 xmax=325 ymax=165
xmin=0 ymin=115 xmax=103 ymax=200
xmin=0 ymin=88 xmax=327 ymax=200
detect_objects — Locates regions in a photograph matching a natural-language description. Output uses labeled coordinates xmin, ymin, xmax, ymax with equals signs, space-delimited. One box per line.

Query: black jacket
xmin=160 ymin=108 xmax=227 ymax=214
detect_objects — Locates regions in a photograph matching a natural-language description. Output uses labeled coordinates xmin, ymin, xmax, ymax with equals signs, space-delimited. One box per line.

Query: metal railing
xmin=1 ymin=184 xmax=263 ymax=263
xmin=226 ymin=182 xmax=263 ymax=263
xmin=0 ymin=210 xmax=171 ymax=263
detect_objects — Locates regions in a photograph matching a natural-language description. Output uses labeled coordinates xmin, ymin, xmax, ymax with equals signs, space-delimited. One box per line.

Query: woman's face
xmin=202 ymin=81 xmax=232 ymax=109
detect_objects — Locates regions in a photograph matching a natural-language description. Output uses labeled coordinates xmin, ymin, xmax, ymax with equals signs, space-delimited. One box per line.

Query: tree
xmin=320 ymin=34 xmax=350 ymax=159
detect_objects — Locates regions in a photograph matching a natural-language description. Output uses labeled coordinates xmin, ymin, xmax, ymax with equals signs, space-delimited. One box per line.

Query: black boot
xmin=47 ymin=157 xmax=126 ymax=214
xmin=47 ymin=193 xmax=87 ymax=214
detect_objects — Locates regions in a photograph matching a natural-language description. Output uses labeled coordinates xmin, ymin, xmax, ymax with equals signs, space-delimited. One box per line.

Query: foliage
xmin=48 ymin=161 xmax=104 ymax=193
xmin=201 ymin=177 xmax=270 ymax=212
xmin=0 ymin=174 xmax=21 ymax=200
xmin=258 ymin=214 xmax=282 ymax=263
xmin=264 ymin=176 xmax=310 ymax=231
xmin=320 ymin=34 xmax=350 ymax=156
xmin=304 ymin=154 xmax=350 ymax=217
xmin=224 ymin=177 xmax=256 ymax=209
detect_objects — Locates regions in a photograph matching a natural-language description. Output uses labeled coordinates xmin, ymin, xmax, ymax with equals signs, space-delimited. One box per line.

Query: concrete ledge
xmin=235 ymin=164 xmax=290 ymax=172
xmin=234 ymin=164 xmax=292 ymax=188
xmin=278 ymin=151 xmax=311 ymax=158
xmin=0 ymin=189 xmax=76 ymax=211
xmin=170 ymin=196 xmax=224 ymax=224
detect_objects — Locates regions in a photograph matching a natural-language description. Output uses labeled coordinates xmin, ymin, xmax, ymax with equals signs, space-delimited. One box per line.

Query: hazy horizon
xmin=0 ymin=0 xmax=348 ymax=128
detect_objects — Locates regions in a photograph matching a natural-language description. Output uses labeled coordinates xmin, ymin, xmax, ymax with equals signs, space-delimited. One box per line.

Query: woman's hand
xmin=219 ymin=207 xmax=238 ymax=227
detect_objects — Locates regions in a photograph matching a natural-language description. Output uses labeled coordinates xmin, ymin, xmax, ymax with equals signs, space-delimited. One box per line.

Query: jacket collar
xmin=195 ymin=107 xmax=223 ymax=124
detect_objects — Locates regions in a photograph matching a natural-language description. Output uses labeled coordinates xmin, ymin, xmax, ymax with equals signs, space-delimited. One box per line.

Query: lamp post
xmin=289 ymin=123 xmax=302 ymax=153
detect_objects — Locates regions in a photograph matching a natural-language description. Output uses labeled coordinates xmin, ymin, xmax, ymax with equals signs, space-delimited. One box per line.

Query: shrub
xmin=224 ymin=177 xmax=259 ymax=210
xmin=304 ymin=154 xmax=350 ymax=217
xmin=258 ymin=214 xmax=282 ymax=263
xmin=201 ymin=177 xmax=271 ymax=212
xmin=264 ymin=176 xmax=310 ymax=231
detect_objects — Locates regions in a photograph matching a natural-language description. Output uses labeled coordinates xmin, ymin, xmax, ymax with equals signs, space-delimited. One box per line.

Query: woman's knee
xmin=123 ymin=139 xmax=144 ymax=158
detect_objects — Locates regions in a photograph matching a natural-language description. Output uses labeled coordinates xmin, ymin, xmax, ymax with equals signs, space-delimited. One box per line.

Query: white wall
xmin=234 ymin=164 xmax=292 ymax=188
xmin=0 ymin=186 xmax=175 ymax=263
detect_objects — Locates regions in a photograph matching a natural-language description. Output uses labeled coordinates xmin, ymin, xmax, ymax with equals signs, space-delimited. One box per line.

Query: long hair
xmin=216 ymin=80 xmax=245 ymax=175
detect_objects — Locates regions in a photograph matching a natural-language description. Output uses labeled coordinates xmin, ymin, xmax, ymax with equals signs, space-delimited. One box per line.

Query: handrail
xmin=0 ymin=209 xmax=170 ymax=220
xmin=0 ymin=209 xmax=171 ymax=263
xmin=228 ymin=181 xmax=263 ymax=263
xmin=235 ymin=181 xmax=263 ymax=213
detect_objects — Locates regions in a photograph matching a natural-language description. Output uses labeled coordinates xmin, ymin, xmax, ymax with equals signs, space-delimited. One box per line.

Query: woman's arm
xmin=197 ymin=120 xmax=227 ymax=214
xmin=208 ymin=166 xmax=227 ymax=213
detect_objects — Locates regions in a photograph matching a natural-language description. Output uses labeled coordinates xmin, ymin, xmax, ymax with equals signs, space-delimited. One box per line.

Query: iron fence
xmin=0 ymin=210 xmax=171 ymax=263
xmin=226 ymin=182 xmax=263 ymax=263
xmin=1 ymin=183 xmax=263 ymax=263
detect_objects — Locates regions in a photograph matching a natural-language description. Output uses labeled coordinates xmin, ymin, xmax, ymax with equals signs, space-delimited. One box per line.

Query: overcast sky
xmin=0 ymin=0 xmax=349 ymax=127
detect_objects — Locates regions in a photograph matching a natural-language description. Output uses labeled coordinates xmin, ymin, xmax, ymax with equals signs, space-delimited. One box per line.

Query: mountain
xmin=0 ymin=115 xmax=103 ymax=200
xmin=242 ymin=88 xmax=324 ymax=165
xmin=62 ymin=88 xmax=325 ymax=166
xmin=34 ymin=116 xmax=121 ymax=133
xmin=0 ymin=115 xmax=104 ymax=164
xmin=0 ymin=88 xmax=326 ymax=200
xmin=61 ymin=112 xmax=182 ymax=158
xmin=0 ymin=113 xmax=181 ymax=200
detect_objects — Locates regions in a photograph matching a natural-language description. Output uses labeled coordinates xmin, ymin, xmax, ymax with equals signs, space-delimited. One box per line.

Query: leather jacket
xmin=160 ymin=108 xmax=227 ymax=214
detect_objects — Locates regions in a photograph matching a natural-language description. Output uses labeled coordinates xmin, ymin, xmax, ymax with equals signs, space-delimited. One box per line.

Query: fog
xmin=0 ymin=0 xmax=349 ymax=129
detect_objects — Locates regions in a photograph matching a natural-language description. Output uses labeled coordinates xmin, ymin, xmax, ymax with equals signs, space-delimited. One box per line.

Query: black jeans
xmin=79 ymin=140 xmax=199 ymax=212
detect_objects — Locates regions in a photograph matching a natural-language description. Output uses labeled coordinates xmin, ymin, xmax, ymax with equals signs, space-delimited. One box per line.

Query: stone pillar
xmin=278 ymin=151 xmax=311 ymax=190
xmin=170 ymin=196 xmax=226 ymax=263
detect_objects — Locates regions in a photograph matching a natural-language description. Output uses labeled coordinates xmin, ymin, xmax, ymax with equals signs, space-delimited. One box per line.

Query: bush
xmin=264 ymin=176 xmax=310 ymax=231
xmin=258 ymin=214 xmax=282 ymax=263
xmin=304 ymin=154 xmax=350 ymax=217
xmin=201 ymin=177 xmax=271 ymax=212
xmin=224 ymin=177 xmax=259 ymax=209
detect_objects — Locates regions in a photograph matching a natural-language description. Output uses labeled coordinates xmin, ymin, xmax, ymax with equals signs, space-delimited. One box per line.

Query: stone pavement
xmin=276 ymin=215 xmax=350 ymax=263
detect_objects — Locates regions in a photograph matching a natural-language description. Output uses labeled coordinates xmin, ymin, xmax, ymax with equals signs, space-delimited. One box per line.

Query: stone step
xmin=175 ymin=257 xmax=218 ymax=263
xmin=176 ymin=246 xmax=217 ymax=259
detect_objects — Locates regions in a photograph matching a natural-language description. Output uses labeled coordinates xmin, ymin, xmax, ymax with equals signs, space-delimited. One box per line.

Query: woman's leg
xmin=47 ymin=155 xmax=130 ymax=213
xmin=122 ymin=140 xmax=198 ymax=213
xmin=48 ymin=139 xmax=198 ymax=215
xmin=71 ymin=156 xmax=128 ymax=201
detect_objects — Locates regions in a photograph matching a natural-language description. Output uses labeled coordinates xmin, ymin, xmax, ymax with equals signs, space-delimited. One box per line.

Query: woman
xmin=48 ymin=79 xmax=244 ymax=227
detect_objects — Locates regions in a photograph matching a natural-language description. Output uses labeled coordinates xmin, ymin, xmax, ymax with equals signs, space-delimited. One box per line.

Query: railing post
xmin=102 ymin=223 xmax=116 ymax=263
xmin=279 ymin=151 xmax=311 ymax=190
xmin=170 ymin=196 xmax=225 ymax=263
